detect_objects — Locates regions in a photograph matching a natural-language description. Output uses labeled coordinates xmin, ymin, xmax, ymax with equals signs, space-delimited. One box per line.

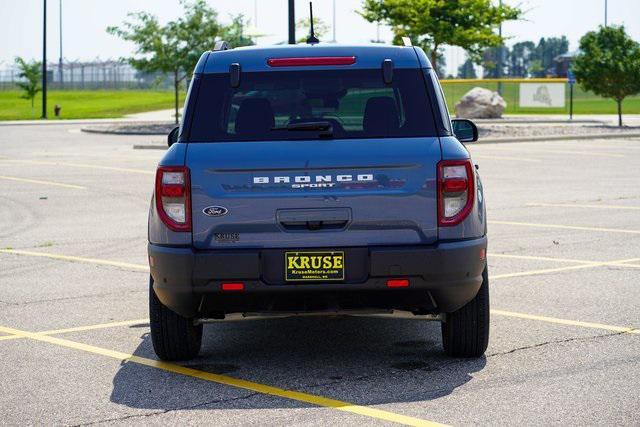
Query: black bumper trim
xmin=149 ymin=237 xmax=487 ymax=317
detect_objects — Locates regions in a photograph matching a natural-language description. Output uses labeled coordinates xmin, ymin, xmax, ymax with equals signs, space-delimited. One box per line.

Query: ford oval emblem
xmin=203 ymin=206 xmax=228 ymax=217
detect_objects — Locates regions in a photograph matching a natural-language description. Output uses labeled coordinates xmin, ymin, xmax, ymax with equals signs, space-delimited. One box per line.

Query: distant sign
xmin=519 ymin=83 xmax=565 ymax=108
xmin=567 ymin=70 xmax=576 ymax=85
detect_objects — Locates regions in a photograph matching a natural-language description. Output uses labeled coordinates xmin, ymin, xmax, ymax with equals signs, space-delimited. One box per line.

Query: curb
xmin=473 ymin=119 xmax=603 ymax=125
xmin=82 ymin=128 xmax=169 ymax=136
xmin=477 ymin=132 xmax=640 ymax=144
xmin=133 ymin=144 xmax=168 ymax=150
xmin=132 ymin=132 xmax=640 ymax=150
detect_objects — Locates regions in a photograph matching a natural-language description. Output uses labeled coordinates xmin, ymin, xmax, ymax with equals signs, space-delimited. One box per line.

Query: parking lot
xmin=0 ymin=123 xmax=639 ymax=426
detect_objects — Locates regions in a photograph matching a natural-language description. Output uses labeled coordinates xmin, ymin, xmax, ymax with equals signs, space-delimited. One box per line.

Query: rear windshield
xmin=187 ymin=69 xmax=438 ymax=141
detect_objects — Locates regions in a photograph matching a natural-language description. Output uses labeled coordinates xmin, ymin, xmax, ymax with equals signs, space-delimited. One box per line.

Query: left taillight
xmin=437 ymin=159 xmax=475 ymax=227
xmin=155 ymin=166 xmax=191 ymax=232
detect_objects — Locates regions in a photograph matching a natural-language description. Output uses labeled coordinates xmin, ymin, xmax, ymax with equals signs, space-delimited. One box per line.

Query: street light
xmin=42 ymin=0 xmax=47 ymax=119
xmin=288 ymin=0 xmax=295 ymax=44
xmin=604 ymin=0 xmax=608 ymax=26
xmin=59 ymin=0 xmax=63 ymax=88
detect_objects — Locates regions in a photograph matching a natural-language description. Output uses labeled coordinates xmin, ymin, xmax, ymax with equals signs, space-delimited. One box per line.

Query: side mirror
xmin=167 ymin=126 xmax=180 ymax=147
xmin=451 ymin=119 xmax=478 ymax=143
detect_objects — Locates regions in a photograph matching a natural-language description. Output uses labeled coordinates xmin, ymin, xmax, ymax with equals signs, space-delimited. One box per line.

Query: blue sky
xmin=2 ymin=0 xmax=639 ymax=76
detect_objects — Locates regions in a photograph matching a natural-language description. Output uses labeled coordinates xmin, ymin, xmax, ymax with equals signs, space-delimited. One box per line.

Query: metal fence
xmin=0 ymin=60 xmax=174 ymax=90
xmin=440 ymin=78 xmax=640 ymax=115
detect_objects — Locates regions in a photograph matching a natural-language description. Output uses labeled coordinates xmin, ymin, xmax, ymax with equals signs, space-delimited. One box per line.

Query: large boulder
xmin=454 ymin=87 xmax=507 ymax=119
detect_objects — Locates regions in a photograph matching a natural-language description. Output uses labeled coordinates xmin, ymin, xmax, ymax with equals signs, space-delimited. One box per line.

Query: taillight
xmin=155 ymin=166 xmax=191 ymax=232
xmin=437 ymin=159 xmax=475 ymax=226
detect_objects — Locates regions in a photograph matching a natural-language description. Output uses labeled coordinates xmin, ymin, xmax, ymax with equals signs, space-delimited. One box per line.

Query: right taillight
xmin=155 ymin=166 xmax=191 ymax=232
xmin=437 ymin=159 xmax=475 ymax=226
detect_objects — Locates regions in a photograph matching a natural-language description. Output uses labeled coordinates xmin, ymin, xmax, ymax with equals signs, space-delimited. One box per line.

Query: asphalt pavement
xmin=0 ymin=123 xmax=639 ymax=426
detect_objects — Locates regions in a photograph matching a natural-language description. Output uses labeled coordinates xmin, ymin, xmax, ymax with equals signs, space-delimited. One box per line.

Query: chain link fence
xmin=440 ymin=78 xmax=640 ymax=115
xmin=0 ymin=60 xmax=174 ymax=90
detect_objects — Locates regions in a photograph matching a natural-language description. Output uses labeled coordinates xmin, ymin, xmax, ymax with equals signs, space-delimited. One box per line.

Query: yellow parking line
xmin=38 ymin=319 xmax=149 ymax=335
xmin=0 ymin=159 xmax=153 ymax=175
xmin=526 ymin=202 xmax=640 ymax=211
xmin=491 ymin=257 xmax=640 ymax=280
xmin=616 ymin=263 xmax=640 ymax=268
xmin=0 ymin=325 xmax=444 ymax=427
xmin=491 ymin=263 xmax=601 ymax=280
xmin=489 ymin=253 xmax=595 ymax=264
xmin=489 ymin=220 xmax=640 ymax=235
xmin=0 ymin=319 xmax=149 ymax=342
xmin=491 ymin=147 xmax=626 ymax=158
xmin=491 ymin=310 xmax=640 ymax=335
xmin=0 ymin=175 xmax=85 ymax=189
xmin=472 ymin=155 xmax=541 ymax=163
xmin=0 ymin=249 xmax=149 ymax=272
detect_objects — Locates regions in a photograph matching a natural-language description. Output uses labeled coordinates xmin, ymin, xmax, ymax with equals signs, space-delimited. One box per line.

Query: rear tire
xmin=441 ymin=265 xmax=490 ymax=357
xmin=149 ymin=276 xmax=202 ymax=361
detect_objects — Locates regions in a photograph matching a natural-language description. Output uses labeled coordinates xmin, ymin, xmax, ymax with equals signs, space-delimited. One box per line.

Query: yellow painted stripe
xmin=440 ymin=78 xmax=567 ymax=84
xmin=38 ymin=318 xmax=149 ymax=335
xmin=489 ymin=253 xmax=595 ymax=264
xmin=491 ymin=263 xmax=601 ymax=280
xmin=491 ymin=310 xmax=640 ymax=335
xmin=485 ymin=147 xmax=625 ymax=158
xmin=0 ymin=319 xmax=149 ymax=342
xmin=616 ymin=263 xmax=640 ymax=268
xmin=0 ymin=175 xmax=85 ymax=189
xmin=489 ymin=220 xmax=640 ymax=235
xmin=0 ymin=325 xmax=444 ymax=427
xmin=0 ymin=249 xmax=149 ymax=272
xmin=0 ymin=159 xmax=153 ymax=175
xmin=491 ymin=257 xmax=640 ymax=280
xmin=526 ymin=202 xmax=640 ymax=211
xmin=472 ymin=155 xmax=541 ymax=163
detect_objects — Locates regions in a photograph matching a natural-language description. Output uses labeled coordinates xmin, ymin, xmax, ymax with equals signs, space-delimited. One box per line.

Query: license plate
xmin=285 ymin=251 xmax=345 ymax=282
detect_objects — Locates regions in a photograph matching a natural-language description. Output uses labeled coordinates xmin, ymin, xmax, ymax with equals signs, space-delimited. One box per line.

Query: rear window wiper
xmin=271 ymin=121 xmax=333 ymax=137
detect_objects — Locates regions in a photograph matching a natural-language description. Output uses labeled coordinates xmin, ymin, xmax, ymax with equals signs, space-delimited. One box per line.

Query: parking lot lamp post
xmin=42 ymin=0 xmax=47 ymax=119
xmin=288 ymin=0 xmax=295 ymax=44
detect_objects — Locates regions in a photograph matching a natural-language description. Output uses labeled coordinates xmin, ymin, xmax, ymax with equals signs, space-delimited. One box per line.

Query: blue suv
xmin=148 ymin=43 xmax=488 ymax=361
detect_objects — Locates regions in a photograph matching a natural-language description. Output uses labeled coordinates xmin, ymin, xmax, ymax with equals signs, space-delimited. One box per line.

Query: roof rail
xmin=213 ymin=41 xmax=230 ymax=51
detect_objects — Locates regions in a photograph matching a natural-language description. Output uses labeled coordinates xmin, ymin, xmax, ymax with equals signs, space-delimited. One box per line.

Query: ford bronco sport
xmin=148 ymin=43 xmax=488 ymax=361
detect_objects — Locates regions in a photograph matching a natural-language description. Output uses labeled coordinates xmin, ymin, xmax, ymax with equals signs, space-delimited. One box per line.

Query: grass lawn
xmin=441 ymin=82 xmax=640 ymax=115
xmin=2 ymin=85 xmax=639 ymax=121
xmin=0 ymin=90 xmax=186 ymax=120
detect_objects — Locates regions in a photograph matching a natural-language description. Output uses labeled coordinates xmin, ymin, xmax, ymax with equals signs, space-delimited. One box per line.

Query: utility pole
xmin=42 ymin=0 xmax=47 ymax=119
xmin=59 ymin=0 xmax=63 ymax=88
xmin=604 ymin=0 xmax=608 ymax=26
xmin=288 ymin=0 xmax=295 ymax=44
xmin=332 ymin=0 xmax=336 ymax=42
xmin=497 ymin=0 xmax=503 ymax=95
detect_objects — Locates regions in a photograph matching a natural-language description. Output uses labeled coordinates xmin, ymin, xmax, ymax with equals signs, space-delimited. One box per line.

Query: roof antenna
xmin=306 ymin=2 xmax=320 ymax=44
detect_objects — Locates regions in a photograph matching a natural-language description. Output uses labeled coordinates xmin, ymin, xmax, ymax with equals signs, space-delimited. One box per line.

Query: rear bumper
xmin=149 ymin=237 xmax=487 ymax=318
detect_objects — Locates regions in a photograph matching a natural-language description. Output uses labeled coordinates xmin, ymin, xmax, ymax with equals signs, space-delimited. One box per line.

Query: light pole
xmin=332 ymin=0 xmax=336 ymax=42
xmin=604 ymin=0 xmax=608 ymax=26
xmin=497 ymin=0 xmax=503 ymax=95
xmin=288 ymin=0 xmax=295 ymax=44
xmin=42 ymin=0 xmax=47 ymax=119
xmin=58 ymin=0 xmax=63 ymax=88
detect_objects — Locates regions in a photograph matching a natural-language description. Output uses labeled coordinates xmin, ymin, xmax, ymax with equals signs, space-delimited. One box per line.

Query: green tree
xmin=220 ymin=14 xmax=255 ymax=48
xmin=108 ymin=0 xmax=252 ymax=124
xmin=532 ymin=36 xmax=568 ymax=77
xmin=296 ymin=17 xmax=329 ymax=43
xmin=14 ymin=57 xmax=41 ymax=117
xmin=508 ymin=41 xmax=535 ymax=77
xmin=457 ymin=58 xmax=477 ymax=79
xmin=360 ymin=0 xmax=521 ymax=76
xmin=573 ymin=26 xmax=640 ymax=127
